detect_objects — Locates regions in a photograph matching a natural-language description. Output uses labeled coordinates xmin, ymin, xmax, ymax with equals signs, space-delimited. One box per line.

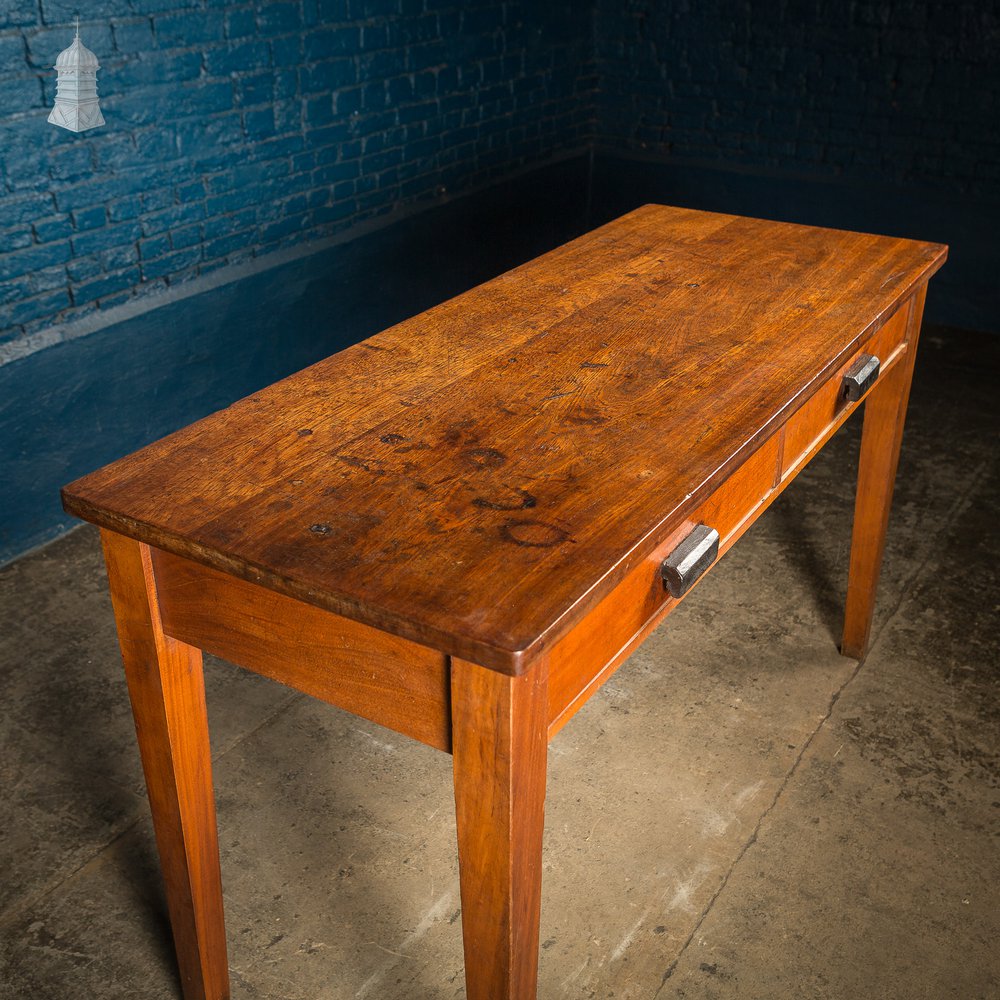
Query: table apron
xmin=152 ymin=548 xmax=453 ymax=752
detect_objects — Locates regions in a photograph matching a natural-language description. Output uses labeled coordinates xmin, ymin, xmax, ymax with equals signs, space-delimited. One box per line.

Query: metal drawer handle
xmin=842 ymin=354 xmax=880 ymax=402
xmin=661 ymin=523 xmax=719 ymax=599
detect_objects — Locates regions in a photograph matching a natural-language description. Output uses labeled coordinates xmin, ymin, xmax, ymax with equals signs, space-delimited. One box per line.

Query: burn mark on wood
xmin=472 ymin=489 xmax=537 ymax=512
xmin=500 ymin=519 xmax=569 ymax=548
xmin=380 ymin=433 xmax=407 ymax=444
xmin=462 ymin=447 xmax=506 ymax=470
xmin=297 ymin=428 xmax=313 ymax=436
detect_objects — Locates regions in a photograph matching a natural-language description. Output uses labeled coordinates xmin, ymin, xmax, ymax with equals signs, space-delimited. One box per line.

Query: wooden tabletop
xmin=63 ymin=205 xmax=947 ymax=673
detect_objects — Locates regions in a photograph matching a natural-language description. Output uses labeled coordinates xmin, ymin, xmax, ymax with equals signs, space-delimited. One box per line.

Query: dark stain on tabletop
xmin=395 ymin=441 xmax=431 ymax=454
xmin=462 ymin=447 xmax=506 ymax=470
xmin=472 ymin=488 xmax=537 ymax=512
xmin=336 ymin=454 xmax=386 ymax=475
xmin=500 ymin=519 xmax=570 ymax=548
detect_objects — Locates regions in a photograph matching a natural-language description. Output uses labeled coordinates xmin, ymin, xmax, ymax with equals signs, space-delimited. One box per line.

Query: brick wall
xmin=4 ymin=0 xmax=996 ymax=356
xmin=595 ymin=0 xmax=999 ymax=196
xmin=0 ymin=0 xmax=595 ymax=348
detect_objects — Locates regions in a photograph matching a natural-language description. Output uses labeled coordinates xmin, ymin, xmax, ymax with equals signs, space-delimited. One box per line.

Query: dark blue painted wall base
xmin=0 ymin=154 xmax=589 ymax=564
xmin=587 ymin=152 xmax=998 ymax=335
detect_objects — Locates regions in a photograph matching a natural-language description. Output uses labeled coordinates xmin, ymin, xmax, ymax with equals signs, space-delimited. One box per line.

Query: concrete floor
xmin=1 ymin=325 xmax=997 ymax=1000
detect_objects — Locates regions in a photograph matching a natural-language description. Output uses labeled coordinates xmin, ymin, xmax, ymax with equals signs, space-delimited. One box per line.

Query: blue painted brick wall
xmin=0 ymin=0 xmax=595 ymax=347
xmin=594 ymin=0 xmax=1000 ymax=198
xmin=5 ymin=0 xmax=994 ymax=354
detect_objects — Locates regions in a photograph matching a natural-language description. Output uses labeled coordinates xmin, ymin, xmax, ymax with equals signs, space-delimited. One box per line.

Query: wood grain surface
xmin=842 ymin=285 xmax=928 ymax=659
xmin=152 ymin=548 xmax=451 ymax=751
xmin=451 ymin=656 xmax=548 ymax=1000
xmin=544 ymin=308 xmax=916 ymax=737
xmin=63 ymin=205 xmax=946 ymax=674
xmin=101 ymin=531 xmax=230 ymax=1000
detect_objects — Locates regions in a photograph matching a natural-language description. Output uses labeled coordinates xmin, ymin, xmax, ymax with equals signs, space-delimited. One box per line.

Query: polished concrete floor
xmin=1 ymin=326 xmax=997 ymax=1000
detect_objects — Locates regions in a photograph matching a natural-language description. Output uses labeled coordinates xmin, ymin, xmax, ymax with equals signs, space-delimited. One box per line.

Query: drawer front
xmin=546 ymin=432 xmax=781 ymax=735
xmin=545 ymin=295 xmax=916 ymax=737
xmin=782 ymin=303 xmax=910 ymax=479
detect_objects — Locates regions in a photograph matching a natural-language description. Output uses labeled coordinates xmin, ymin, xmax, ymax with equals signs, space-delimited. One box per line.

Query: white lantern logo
xmin=48 ymin=19 xmax=105 ymax=133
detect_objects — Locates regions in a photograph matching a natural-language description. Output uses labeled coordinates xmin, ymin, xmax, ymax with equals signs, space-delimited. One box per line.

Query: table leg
xmin=451 ymin=657 xmax=548 ymax=1000
xmin=101 ymin=531 xmax=230 ymax=1000
xmin=841 ymin=287 xmax=926 ymax=660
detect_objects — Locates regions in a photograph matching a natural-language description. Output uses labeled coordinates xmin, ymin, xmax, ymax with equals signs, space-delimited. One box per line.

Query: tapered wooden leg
xmin=451 ymin=657 xmax=549 ymax=1000
xmin=841 ymin=286 xmax=927 ymax=660
xmin=101 ymin=530 xmax=229 ymax=1000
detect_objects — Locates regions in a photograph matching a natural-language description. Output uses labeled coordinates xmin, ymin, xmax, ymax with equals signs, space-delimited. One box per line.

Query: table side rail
xmin=150 ymin=549 xmax=452 ymax=752
xmin=546 ymin=296 xmax=915 ymax=739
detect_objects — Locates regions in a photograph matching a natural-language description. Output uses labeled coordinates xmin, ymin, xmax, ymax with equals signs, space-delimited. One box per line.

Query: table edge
xmin=61 ymin=242 xmax=948 ymax=675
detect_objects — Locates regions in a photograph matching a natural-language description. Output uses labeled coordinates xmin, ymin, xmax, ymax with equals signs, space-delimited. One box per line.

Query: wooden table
xmin=63 ymin=205 xmax=946 ymax=1000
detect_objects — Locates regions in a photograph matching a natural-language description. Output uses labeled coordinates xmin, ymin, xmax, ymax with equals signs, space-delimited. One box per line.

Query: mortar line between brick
xmin=652 ymin=453 xmax=991 ymax=995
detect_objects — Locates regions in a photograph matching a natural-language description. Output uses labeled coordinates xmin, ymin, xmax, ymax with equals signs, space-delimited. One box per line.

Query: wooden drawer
xmin=545 ymin=297 xmax=915 ymax=737
xmin=781 ymin=303 xmax=910 ymax=479
xmin=546 ymin=432 xmax=781 ymax=736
